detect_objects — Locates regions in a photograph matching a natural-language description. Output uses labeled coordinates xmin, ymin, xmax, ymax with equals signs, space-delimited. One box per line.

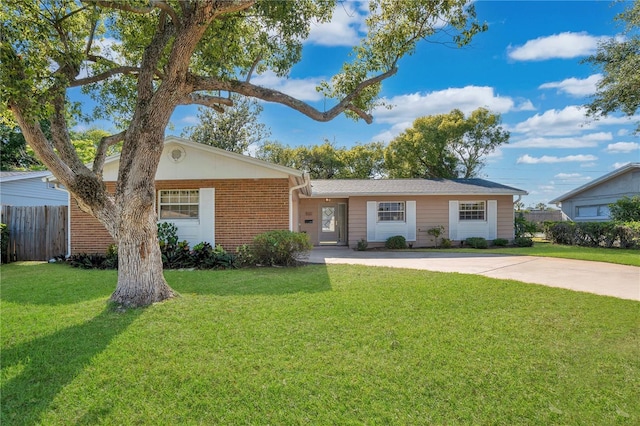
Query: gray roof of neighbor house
xmin=0 ymin=171 xmax=52 ymax=182
xmin=307 ymin=178 xmax=527 ymax=197
xmin=549 ymin=162 xmax=640 ymax=204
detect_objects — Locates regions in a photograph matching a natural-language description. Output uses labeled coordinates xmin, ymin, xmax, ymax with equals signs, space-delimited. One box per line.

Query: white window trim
xmin=377 ymin=201 xmax=406 ymax=223
xmin=458 ymin=200 xmax=486 ymax=221
xmin=158 ymin=189 xmax=200 ymax=220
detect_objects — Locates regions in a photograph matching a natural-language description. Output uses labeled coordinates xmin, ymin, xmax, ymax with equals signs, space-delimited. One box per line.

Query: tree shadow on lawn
xmin=1 ymin=308 xmax=142 ymax=425
xmin=167 ymin=264 xmax=333 ymax=297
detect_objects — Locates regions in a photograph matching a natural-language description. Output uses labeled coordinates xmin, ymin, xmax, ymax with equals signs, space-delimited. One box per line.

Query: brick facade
xmin=70 ymin=178 xmax=291 ymax=254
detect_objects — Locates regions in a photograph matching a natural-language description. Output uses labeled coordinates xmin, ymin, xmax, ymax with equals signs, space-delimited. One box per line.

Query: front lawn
xmin=432 ymin=241 xmax=640 ymax=266
xmin=2 ymin=263 xmax=638 ymax=424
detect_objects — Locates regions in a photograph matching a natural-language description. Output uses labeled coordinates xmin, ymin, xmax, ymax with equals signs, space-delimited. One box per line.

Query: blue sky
xmin=84 ymin=1 xmax=640 ymax=208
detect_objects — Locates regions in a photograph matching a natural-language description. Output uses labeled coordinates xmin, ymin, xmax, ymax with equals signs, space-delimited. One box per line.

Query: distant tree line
xmin=4 ymin=107 xmax=508 ymax=180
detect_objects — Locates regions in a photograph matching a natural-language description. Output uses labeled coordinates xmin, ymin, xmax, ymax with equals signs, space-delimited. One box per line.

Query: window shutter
xmin=448 ymin=200 xmax=458 ymax=240
xmin=488 ymin=199 xmax=497 ymax=240
xmin=407 ymin=200 xmax=416 ymax=241
xmin=366 ymin=201 xmax=377 ymax=241
xmin=199 ymin=188 xmax=215 ymax=245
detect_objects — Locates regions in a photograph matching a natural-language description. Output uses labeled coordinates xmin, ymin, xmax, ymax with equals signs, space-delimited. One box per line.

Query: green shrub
xmin=356 ymin=239 xmax=368 ymax=251
xmin=465 ymin=237 xmax=488 ymax=249
xmin=515 ymin=213 xmax=539 ymax=238
xmin=234 ymin=244 xmax=255 ymax=267
xmin=251 ymin=230 xmax=312 ymax=266
xmin=385 ymin=235 xmax=407 ymax=249
xmin=426 ymin=225 xmax=445 ymax=248
xmin=0 ymin=223 xmax=9 ymax=264
xmin=104 ymin=243 xmax=119 ymax=269
xmin=493 ymin=238 xmax=509 ymax=247
xmin=619 ymin=222 xmax=640 ymax=249
xmin=440 ymin=238 xmax=452 ymax=248
xmin=544 ymin=221 xmax=640 ymax=249
xmin=609 ymin=196 xmax=640 ymax=222
xmin=67 ymin=253 xmax=110 ymax=269
xmin=514 ymin=237 xmax=534 ymax=247
xmin=157 ymin=222 xmax=179 ymax=246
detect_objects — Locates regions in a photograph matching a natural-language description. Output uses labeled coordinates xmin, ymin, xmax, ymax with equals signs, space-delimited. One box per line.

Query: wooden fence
xmin=1 ymin=205 xmax=68 ymax=262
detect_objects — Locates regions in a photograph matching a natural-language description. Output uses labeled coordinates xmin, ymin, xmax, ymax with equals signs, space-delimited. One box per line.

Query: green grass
xmin=427 ymin=241 xmax=640 ymax=266
xmin=2 ymin=262 xmax=639 ymax=425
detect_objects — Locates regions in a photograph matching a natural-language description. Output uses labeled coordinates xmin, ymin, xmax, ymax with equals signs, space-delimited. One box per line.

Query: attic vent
xmin=168 ymin=145 xmax=186 ymax=163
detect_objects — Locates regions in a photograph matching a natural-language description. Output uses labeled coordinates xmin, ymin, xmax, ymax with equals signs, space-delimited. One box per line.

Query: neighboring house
xmin=0 ymin=171 xmax=68 ymax=206
xmin=299 ymin=179 xmax=527 ymax=247
xmin=549 ymin=163 xmax=640 ymax=222
xmin=60 ymin=137 xmax=527 ymax=254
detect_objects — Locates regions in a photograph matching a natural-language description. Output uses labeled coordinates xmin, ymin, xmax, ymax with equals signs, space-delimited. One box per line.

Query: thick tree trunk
xmin=110 ymin=198 xmax=177 ymax=308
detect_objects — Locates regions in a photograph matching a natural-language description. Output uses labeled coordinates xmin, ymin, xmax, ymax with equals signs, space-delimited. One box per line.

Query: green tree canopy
xmin=609 ymin=195 xmax=640 ymax=222
xmin=384 ymin=108 xmax=509 ymax=179
xmin=585 ymin=0 xmax=640 ymax=132
xmin=256 ymin=140 xmax=385 ymax=179
xmin=182 ymin=95 xmax=270 ymax=154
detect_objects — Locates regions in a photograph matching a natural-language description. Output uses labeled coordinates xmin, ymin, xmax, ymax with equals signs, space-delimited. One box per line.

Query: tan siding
xmin=71 ymin=178 xmax=290 ymax=254
xmin=347 ymin=194 xmax=515 ymax=248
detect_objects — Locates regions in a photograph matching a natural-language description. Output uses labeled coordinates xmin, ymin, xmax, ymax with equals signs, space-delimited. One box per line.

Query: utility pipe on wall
xmin=289 ymin=173 xmax=309 ymax=231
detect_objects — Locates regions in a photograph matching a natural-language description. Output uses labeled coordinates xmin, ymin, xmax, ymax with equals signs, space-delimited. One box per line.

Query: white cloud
xmin=507 ymin=32 xmax=606 ymax=61
xmin=539 ymin=74 xmax=602 ymax=97
xmin=507 ymin=132 xmax=612 ymax=149
xmin=604 ymin=142 xmax=640 ymax=153
xmin=307 ymin=3 xmax=367 ymax=47
xmin=516 ymin=154 xmax=598 ymax=164
xmin=554 ymin=173 xmax=592 ymax=182
xmin=252 ymin=71 xmax=323 ymax=102
xmin=513 ymin=105 xmax=591 ymax=136
xmin=613 ymin=161 xmax=631 ymax=169
xmin=369 ymin=86 xmax=532 ymax=141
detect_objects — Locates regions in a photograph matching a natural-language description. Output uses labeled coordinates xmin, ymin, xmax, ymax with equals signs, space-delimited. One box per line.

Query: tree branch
xmin=190 ymin=66 xmax=398 ymax=124
xmin=93 ymin=130 xmax=126 ymax=175
xmin=70 ymin=65 xmax=141 ymax=87
xmin=150 ymin=0 xmax=181 ymax=27
xmin=85 ymin=1 xmax=153 ymax=15
xmin=245 ymin=53 xmax=262 ymax=82
xmin=180 ymin=93 xmax=234 ymax=112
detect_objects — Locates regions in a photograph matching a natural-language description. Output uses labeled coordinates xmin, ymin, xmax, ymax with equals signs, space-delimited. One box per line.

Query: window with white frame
xmin=459 ymin=201 xmax=486 ymax=221
xmin=158 ymin=189 xmax=199 ymax=219
xmin=377 ymin=201 xmax=405 ymax=222
xmin=576 ymin=204 xmax=610 ymax=219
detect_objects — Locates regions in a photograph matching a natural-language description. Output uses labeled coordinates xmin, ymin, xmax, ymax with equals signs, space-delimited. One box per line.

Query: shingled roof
xmin=307 ymin=178 xmax=527 ymax=197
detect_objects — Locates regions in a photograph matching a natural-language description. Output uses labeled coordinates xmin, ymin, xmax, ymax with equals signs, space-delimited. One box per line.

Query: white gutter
xmin=289 ymin=173 xmax=309 ymax=231
xmin=513 ymin=194 xmax=522 ymax=206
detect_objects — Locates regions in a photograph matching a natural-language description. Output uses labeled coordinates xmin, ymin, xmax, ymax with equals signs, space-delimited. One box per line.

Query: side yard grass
xmin=428 ymin=241 xmax=640 ymax=266
xmin=1 ymin=262 xmax=638 ymax=424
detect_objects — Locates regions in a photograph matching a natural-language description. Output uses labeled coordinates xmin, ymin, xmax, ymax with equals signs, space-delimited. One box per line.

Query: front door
xmin=319 ymin=203 xmax=347 ymax=245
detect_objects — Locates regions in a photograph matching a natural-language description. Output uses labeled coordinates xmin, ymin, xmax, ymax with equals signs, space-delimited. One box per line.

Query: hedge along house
xmin=298 ymin=179 xmax=528 ymax=248
xmin=56 ymin=136 xmax=311 ymax=256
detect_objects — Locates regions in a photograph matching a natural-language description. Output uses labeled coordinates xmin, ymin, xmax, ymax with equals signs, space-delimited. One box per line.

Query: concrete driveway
xmin=305 ymin=247 xmax=640 ymax=301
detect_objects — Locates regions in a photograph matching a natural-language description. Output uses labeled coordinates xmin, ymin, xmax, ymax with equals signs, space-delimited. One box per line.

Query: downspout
xmin=513 ymin=194 xmax=522 ymax=207
xmin=289 ymin=173 xmax=309 ymax=231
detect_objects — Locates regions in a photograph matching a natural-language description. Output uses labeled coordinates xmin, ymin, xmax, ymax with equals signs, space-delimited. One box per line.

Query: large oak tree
xmin=1 ymin=0 xmax=485 ymax=308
